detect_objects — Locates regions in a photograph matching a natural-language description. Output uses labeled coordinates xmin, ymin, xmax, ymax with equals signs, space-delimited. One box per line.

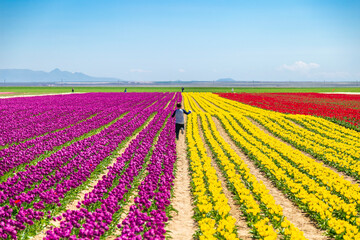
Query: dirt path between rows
xmin=212 ymin=116 xmax=330 ymax=240
xmin=108 ymin=117 xmax=170 ymax=240
xmin=163 ymin=92 xmax=176 ymax=110
xmin=189 ymin=95 xmax=205 ymax=113
xmin=198 ymin=116 xmax=253 ymax=240
xmin=288 ymin=118 xmax=360 ymax=148
xmin=167 ymin=96 xmax=196 ymax=240
xmin=166 ymin=113 xmax=196 ymax=240
xmin=248 ymin=117 xmax=360 ymax=186
xmin=33 ymin=115 xmax=156 ymax=240
xmin=0 ymin=92 xmax=83 ymax=98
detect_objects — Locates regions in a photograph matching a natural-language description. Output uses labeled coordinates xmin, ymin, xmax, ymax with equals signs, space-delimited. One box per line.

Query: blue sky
xmin=0 ymin=0 xmax=359 ymax=82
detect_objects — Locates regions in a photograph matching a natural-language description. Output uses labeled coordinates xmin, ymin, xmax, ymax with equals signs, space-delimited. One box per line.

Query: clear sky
xmin=0 ymin=0 xmax=359 ymax=82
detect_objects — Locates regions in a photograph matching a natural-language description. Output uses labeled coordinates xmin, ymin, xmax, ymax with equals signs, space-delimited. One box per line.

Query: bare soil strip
xmin=164 ymin=93 xmax=176 ymax=110
xmin=108 ymin=117 xmax=171 ymax=239
xmin=167 ymin=108 xmax=196 ymax=240
xmin=212 ymin=116 xmax=330 ymax=240
xmin=106 ymin=183 xmax=139 ymax=240
xmin=189 ymin=95 xmax=205 ymax=112
xmin=321 ymin=92 xmax=360 ymax=94
xmin=249 ymin=117 xmax=360 ymax=186
xmin=197 ymin=117 xmax=253 ymax=240
xmin=32 ymin=115 xmax=156 ymax=240
xmin=0 ymin=92 xmax=83 ymax=98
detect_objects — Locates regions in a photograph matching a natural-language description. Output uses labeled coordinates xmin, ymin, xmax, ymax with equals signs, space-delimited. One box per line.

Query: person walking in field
xmin=172 ymin=103 xmax=191 ymax=140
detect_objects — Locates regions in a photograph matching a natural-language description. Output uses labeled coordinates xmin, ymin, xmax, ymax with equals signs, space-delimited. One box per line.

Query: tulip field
xmin=1 ymin=91 xmax=360 ymax=240
xmin=218 ymin=92 xmax=360 ymax=129
xmin=183 ymin=92 xmax=360 ymax=240
xmin=0 ymin=92 xmax=180 ymax=240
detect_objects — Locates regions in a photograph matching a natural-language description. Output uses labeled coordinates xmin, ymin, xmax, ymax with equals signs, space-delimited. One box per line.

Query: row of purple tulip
xmin=44 ymin=93 xmax=180 ymax=240
xmin=0 ymin=93 xmax=162 ymax=179
xmin=0 ymin=92 xmax=178 ymax=239
xmin=118 ymin=109 xmax=177 ymax=240
xmin=0 ymin=92 xmax=160 ymax=147
xmin=0 ymin=94 xmax=97 ymax=147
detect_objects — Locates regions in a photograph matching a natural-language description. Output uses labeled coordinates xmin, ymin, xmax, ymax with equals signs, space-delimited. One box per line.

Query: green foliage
xmin=1 ymin=86 xmax=360 ymax=95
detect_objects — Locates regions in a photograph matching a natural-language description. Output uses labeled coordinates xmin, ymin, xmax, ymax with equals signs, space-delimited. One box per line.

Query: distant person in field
xmin=172 ymin=103 xmax=191 ymax=140
xmin=72 ymin=88 xmax=74 ymax=93
xmin=181 ymin=87 xmax=184 ymax=92
xmin=124 ymin=88 xmax=127 ymax=93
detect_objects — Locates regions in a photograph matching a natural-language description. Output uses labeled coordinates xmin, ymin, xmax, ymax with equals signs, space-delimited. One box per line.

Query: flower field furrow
xmin=284 ymin=115 xmax=360 ymax=146
xmin=185 ymin=112 xmax=239 ymax=240
xmin=217 ymin=92 xmax=360 ymax=128
xmin=117 ymin=114 xmax=176 ymax=239
xmin=250 ymin=114 xmax=360 ymax=180
xmin=230 ymin=113 xmax=360 ymax=212
xmin=198 ymin=112 xmax=293 ymax=240
xmin=0 ymin=110 xmax=145 ymax=203
xmin=197 ymin=93 xmax=360 ymax=182
xmin=0 ymin=94 xmax=107 ymax=147
xmin=185 ymin=92 xmax=360 ymax=239
xmin=0 ymin=112 xmax=100 ymax=151
xmin=44 ymin=94 xmax=180 ymax=240
xmin=45 ymin=114 xmax=162 ymax=239
xmin=0 ymin=93 xmax=179 ymax=240
xmin=0 ymin=93 xmax=162 ymax=148
xmin=261 ymin=115 xmax=359 ymax=158
xmin=2 ymin=90 xmax=359 ymax=240
xmin=0 ymin=110 xmax=127 ymax=180
xmin=244 ymin=114 xmax=360 ymax=202
xmin=0 ymin=110 xmax=150 ymax=239
xmin=219 ymin=113 xmax=360 ymax=238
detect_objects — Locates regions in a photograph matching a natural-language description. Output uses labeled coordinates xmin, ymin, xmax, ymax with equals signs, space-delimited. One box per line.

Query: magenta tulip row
xmin=0 ymin=92 xmax=179 ymax=239
xmin=44 ymin=93 xmax=180 ymax=240
xmin=0 ymin=93 xmax=162 ymax=178
xmin=1 ymin=94 xmax=99 ymax=147
xmin=0 ymin=92 xmax=162 ymax=147
xmin=118 ymin=113 xmax=177 ymax=240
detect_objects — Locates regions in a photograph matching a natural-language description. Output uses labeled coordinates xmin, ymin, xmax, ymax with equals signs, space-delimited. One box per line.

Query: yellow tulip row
xmin=247 ymin=114 xmax=360 ymax=205
xmin=231 ymin=113 xmax=358 ymax=214
xmin=197 ymin=92 xmax=259 ymax=115
xmin=186 ymin=112 xmax=239 ymax=239
xmin=285 ymin=114 xmax=360 ymax=147
xmin=202 ymin=93 xmax=360 ymax=177
xmin=196 ymin=93 xmax=360 ymax=192
xmin=216 ymin=112 xmax=360 ymax=239
xmin=185 ymin=92 xmax=360 ymax=239
xmin=262 ymin=114 xmax=360 ymax=160
xmin=188 ymin=93 xmax=217 ymax=114
xmin=198 ymin=112 xmax=303 ymax=240
xmin=184 ymin=93 xmax=202 ymax=113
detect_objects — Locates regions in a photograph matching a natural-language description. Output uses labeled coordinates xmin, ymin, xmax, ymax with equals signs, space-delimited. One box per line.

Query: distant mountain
xmin=216 ymin=78 xmax=236 ymax=82
xmin=0 ymin=68 xmax=125 ymax=82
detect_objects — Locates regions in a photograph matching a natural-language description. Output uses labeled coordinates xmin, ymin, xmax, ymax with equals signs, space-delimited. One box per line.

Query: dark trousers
xmin=175 ymin=123 xmax=184 ymax=139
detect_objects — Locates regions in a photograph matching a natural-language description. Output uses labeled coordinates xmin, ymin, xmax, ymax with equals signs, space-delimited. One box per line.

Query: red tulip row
xmin=217 ymin=92 xmax=360 ymax=128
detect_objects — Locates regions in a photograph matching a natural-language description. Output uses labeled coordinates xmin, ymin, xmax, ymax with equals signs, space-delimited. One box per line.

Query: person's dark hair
xmin=176 ymin=103 xmax=181 ymax=108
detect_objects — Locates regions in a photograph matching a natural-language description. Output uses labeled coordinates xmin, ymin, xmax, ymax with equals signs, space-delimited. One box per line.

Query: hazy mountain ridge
xmin=216 ymin=78 xmax=236 ymax=82
xmin=0 ymin=68 xmax=125 ymax=82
